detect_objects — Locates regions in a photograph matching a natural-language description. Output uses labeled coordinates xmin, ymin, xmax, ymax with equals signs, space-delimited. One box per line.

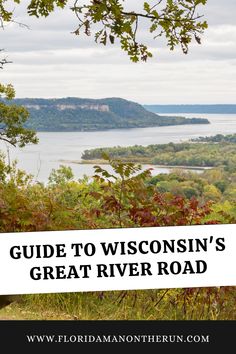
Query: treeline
xmin=144 ymin=104 xmax=236 ymax=114
xmin=81 ymin=137 xmax=236 ymax=171
xmin=192 ymin=133 xmax=236 ymax=143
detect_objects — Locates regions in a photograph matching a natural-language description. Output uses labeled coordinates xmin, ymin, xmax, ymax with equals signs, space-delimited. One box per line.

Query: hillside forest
xmin=8 ymin=97 xmax=209 ymax=131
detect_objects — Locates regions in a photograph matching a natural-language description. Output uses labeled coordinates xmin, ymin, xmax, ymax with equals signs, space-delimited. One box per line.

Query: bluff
xmin=10 ymin=97 xmax=209 ymax=131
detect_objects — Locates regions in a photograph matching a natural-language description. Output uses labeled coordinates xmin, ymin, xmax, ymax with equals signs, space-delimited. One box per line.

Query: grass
xmin=0 ymin=303 xmax=74 ymax=320
xmin=1 ymin=287 xmax=235 ymax=320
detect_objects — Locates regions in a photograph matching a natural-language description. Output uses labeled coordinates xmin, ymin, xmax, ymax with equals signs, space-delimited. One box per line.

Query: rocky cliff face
xmin=56 ymin=104 xmax=110 ymax=112
xmin=25 ymin=103 xmax=110 ymax=112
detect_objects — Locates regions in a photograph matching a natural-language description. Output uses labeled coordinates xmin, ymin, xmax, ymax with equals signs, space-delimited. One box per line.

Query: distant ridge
xmin=6 ymin=97 xmax=209 ymax=132
xmin=144 ymin=104 xmax=236 ymax=114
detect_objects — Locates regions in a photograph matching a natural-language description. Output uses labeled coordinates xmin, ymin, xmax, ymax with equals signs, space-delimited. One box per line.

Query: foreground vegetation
xmin=0 ymin=148 xmax=235 ymax=319
xmin=1 ymin=287 xmax=236 ymax=320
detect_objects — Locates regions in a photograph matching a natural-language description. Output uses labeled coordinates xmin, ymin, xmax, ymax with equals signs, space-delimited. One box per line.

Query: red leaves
xmin=189 ymin=197 xmax=199 ymax=211
xmin=129 ymin=195 xmax=211 ymax=227
xmin=129 ymin=207 xmax=158 ymax=227
xmin=102 ymin=195 xmax=121 ymax=212
xmin=87 ymin=182 xmax=214 ymax=228
xmin=204 ymin=220 xmax=220 ymax=225
xmin=153 ymin=193 xmax=166 ymax=206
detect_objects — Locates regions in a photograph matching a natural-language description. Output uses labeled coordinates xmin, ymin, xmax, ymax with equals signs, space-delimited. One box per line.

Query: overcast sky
xmin=0 ymin=0 xmax=236 ymax=104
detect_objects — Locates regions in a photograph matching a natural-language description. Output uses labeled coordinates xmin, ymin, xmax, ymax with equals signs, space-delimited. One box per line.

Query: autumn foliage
xmin=0 ymin=155 xmax=222 ymax=233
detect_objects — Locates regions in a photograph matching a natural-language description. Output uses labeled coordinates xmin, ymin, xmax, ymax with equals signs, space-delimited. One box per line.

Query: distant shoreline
xmin=30 ymin=119 xmax=210 ymax=133
xmin=59 ymin=159 xmax=211 ymax=171
xmin=144 ymin=104 xmax=236 ymax=115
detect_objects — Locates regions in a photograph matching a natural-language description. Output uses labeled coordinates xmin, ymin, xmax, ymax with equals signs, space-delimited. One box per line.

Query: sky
xmin=0 ymin=0 xmax=236 ymax=104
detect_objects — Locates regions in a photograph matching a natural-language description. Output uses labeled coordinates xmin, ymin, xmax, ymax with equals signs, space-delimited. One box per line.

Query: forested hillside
xmin=7 ymin=97 xmax=209 ymax=131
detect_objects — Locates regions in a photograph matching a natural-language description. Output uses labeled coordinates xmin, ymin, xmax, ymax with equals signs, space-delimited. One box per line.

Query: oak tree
xmin=0 ymin=82 xmax=38 ymax=147
xmin=0 ymin=0 xmax=208 ymax=61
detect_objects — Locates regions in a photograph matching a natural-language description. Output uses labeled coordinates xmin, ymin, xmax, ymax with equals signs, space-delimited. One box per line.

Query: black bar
xmin=0 ymin=320 xmax=235 ymax=349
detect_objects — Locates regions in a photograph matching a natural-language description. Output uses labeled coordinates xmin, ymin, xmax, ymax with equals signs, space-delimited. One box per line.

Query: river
xmin=1 ymin=114 xmax=236 ymax=182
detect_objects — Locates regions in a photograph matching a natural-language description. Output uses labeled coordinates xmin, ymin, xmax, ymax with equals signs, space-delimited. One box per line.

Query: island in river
xmin=80 ymin=134 xmax=236 ymax=170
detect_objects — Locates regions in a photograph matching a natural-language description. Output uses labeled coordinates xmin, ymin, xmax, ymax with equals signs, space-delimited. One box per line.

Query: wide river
xmin=1 ymin=114 xmax=236 ymax=182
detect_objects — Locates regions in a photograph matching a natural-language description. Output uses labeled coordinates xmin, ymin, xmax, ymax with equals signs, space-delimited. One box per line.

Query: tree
xmin=0 ymin=0 xmax=208 ymax=61
xmin=0 ymin=53 xmax=38 ymax=309
xmin=0 ymin=49 xmax=38 ymax=147
xmin=48 ymin=165 xmax=74 ymax=185
xmin=0 ymin=83 xmax=38 ymax=147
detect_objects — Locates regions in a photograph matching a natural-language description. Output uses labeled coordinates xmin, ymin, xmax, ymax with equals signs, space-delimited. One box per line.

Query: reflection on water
xmin=0 ymin=114 xmax=235 ymax=182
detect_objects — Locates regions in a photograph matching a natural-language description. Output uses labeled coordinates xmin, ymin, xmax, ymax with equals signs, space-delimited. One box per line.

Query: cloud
xmin=0 ymin=0 xmax=236 ymax=104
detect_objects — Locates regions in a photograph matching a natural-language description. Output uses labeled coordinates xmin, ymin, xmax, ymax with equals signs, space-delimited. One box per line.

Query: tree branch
xmin=0 ymin=136 xmax=16 ymax=147
xmin=121 ymin=11 xmax=203 ymax=23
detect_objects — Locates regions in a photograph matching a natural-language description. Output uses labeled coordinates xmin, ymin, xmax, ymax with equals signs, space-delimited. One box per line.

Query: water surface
xmin=1 ymin=114 xmax=235 ymax=182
